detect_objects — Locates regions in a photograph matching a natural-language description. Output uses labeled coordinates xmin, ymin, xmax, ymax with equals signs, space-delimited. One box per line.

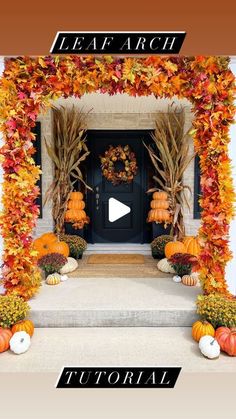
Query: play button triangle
xmin=108 ymin=197 xmax=131 ymax=223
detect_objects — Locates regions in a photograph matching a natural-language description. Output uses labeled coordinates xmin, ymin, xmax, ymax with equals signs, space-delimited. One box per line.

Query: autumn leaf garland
xmin=0 ymin=55 xmax=235 ymax=299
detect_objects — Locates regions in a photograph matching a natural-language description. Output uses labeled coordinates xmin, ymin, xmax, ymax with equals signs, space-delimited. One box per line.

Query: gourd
xmin=10 ymin=331 xmax=31 ymax=354
xmin=46 ymin=273 xmax=61 ymax=285
xmin=0 ymin=327 xmax=13 ymax=353
xmin=12 ymin=319 xmax=34 ymax=337
xmin=59 ymin=257 xmax=78 ymax=274
xmin=165 ymin=240 xmax=186 ymax=259
xmin=199 ymin=335 xmax=220 ymax=359
xmin=183 ymin=236 xmax=200 ymax=257
xmin=157 ymin=258 xmax=175 ymax=274
xmin=215 ymin=327 xmax=236 ymax=356
xmin=181 ymin=275 xmax=197 ymax=286
xmin=192 ymin=320 xmax=215 ymax=342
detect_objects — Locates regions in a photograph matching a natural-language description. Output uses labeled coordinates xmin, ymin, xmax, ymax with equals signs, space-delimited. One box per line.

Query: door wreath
xmin=100 ymin=145 xmax=138 ymax=185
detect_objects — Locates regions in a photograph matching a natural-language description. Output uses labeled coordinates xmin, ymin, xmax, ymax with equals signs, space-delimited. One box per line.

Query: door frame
xmin=86 ymin=129 xmax=152 ymax=244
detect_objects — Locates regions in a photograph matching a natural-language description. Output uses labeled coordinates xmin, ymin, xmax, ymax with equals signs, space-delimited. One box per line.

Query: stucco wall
xmin=35 ymin=106 xmax=201 ymax=238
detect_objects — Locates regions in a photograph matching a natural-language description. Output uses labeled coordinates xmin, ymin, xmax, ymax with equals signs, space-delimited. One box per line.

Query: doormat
xmin=87 ymin=254 xmax=145 ymax=264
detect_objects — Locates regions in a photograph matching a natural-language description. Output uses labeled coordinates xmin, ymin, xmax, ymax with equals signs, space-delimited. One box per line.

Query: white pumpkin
xmin=10 ymin=331 xmax=31 ymax=355
xmin=46 ymin=272 xmax=61 ymax=285
xmin=199 ymin=335 xmax=220 ymax=359
xmin=60 ymin=274 xmax=68 ymax=282
xmin=173 ymin=275 xmax=182 ymax=283
xmin=60 ymin=257 xmax=78 ymax=274
xmin=157 ymin=258 xmax=175 ymax=274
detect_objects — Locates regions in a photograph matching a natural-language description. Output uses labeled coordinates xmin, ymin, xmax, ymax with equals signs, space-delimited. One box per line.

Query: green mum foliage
xmin=59 ymin=234 xmax=87 ymax=258
xmin=151 ymin=235 xmax=173 ymax=258
xmin=196 ymin=294 xmax=236 ymax=328
xmin=0 ymin=294 xmax=30 ymax=328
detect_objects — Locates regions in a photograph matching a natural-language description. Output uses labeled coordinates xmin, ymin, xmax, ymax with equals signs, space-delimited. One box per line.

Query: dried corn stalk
xmin=144 ymin=105 xmax=195 ymax=239
xmin=44 ymin=105 xmax=91 ymax=234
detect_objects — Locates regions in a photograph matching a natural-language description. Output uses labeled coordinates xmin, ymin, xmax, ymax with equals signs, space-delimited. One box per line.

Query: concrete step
xmin=0 ymin=327 xmax=234 ymax=373
xmin=85 ymin=243 xmax=151 ymax=255
xmin=29 ymin=276 xmax=200 ymax=327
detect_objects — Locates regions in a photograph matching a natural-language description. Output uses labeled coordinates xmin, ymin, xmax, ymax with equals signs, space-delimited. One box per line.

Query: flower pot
xmin=70 ymin=250 xmax=84 ymax=260
xmin=64 ymin=222 xmax=85 ymax=238
xmin=151 ymin=249 xmax=163 ymax=259
xmin=152 ymin=222 xmax=171 ymax=240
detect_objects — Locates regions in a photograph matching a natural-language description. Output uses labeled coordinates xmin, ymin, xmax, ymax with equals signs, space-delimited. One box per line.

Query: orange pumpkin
xmin=147 ymin=209 xmax=171 ymax=223
xmin=33 ymin=233 xmax=57 ymax=258
xmin=152 ymin=191 xmax=168 ymax=200
xmin=215 ymin=327 xmax=236 ymax=356
xmin=150 ymin=200 xmax=169 ymax=209
xmin=12 ymin=320 xmax=34 ymax=337
xmin=0 ymin=327 xmax=13 ymax=353
xmin=68 ymin=200 xmax=85 ymax=210
xmin=65 ymin=209 xmax=87 ymax=222
xmin=165 ymin=240 xmax=186 ymax=259
xmin=192 ymin=320 xmax=215 ymax=342
xmin=183 ymin=236 xmax=200 ymax=257
xmin=182 ymin=275 xmax=197 ymax=286
xmin=49 ymin=240 xmax=69 ymax=257
xmin=70 ymin=191 xmax=83 ymax=200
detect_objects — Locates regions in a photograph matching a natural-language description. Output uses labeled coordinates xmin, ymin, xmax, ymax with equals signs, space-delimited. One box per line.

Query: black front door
xmin=87 ymin=130 xmax=151 ymax=243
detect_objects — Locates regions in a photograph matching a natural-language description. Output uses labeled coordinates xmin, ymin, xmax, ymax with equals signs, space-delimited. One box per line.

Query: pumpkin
xmin=183 ymin=236 xmax=200 ymax=257
xmin=215 ymin=327 xmax=236 ymax=356
xmin=182 ymin=275 xmax=197 ymax=286
xmin=148 ymin=209 xmax=171 ymax=223
xmin=65 ymin=209 xmax=87 ymax=222
xmin=70 ymin=191 xmax=83 ymax=200
xmin=46 ymin=273 xmax=61 ymax=285
xmin=68 ymin=200 xmax=85 ymax=210
xmin=199 ymin=335 xmax=220 ymax=359
xmin=49 ymin=240 xmax=69 ymax=257
xmin=150 ymin=200 xmax=169 ymax=210
xmin=192 ymin=320 xmax=215 ymax=342
xmin=33 ymin=233 xmax=57 ymax=258
xmin=0 ymin=327 xmax=13 ymax=353
xmin=10 ymin=331 xmax=31 ymax=354
xmin=153 ymin=191 xmax=168 ymax=200
xmin=173 ymin=275 xmax=182 ymax=283
xmin=12 ymin=319 xmax=34 ymax=337
xmin=59 ymin=257 xmax=78 ymax=274
xmin=165 ymin=240 xmax=186 ymax=259
xmin=157 ymin=258 xmax=175 ymax=274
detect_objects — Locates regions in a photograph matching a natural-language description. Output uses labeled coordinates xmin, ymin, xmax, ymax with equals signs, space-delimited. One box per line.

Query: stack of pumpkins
xmin=147 ymin=191 xmax=171 ymax=225
xmin=65 ymin=191 xmax=88 ymax=229
xmin=157 ymin=236 xmax=200 ymax=286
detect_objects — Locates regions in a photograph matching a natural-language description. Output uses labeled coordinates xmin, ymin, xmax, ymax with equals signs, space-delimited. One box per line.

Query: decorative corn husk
xmin=144 ymin=105 xmax=195 ymax=239
xmin=44 ymin=105 xmax=91 ymax=234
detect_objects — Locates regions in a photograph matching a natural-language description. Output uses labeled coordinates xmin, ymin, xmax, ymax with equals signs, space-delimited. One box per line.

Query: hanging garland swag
xmin=0 ymin=55 xmax=235 ymax=299
xmin=100 ymin=144 xmax=138 ymax=185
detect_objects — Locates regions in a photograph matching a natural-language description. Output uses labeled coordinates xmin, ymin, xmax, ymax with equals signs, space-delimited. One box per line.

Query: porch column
xmin=0 ymin=56 xmax=5 ymax=270
xmin=225 ymin=57 xmax=236 ymax=295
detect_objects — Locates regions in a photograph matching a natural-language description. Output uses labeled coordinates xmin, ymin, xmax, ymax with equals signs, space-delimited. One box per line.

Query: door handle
xmin=95 ymin=187 xmax=99 ymax=210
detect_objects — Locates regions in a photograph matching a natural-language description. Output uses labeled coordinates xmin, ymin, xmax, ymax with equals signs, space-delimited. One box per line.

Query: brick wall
xmin=35 ymin=106 xmax=201 ymax=238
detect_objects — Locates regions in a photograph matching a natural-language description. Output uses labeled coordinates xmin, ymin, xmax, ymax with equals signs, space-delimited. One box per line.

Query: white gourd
xmin=199 ymin=335 xmax=220 ymax=359
xmin=157 ymin=258 xmax=175 ymax=274
xmin=10 ymin=331 xmax=31 ymax=354
xmin=46 ymin=273 xmax=61 ymax=285
xmin=60 ymin=257 xmax=78 ymax=274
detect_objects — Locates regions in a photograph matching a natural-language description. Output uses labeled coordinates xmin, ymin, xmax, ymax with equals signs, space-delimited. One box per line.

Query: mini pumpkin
xmin=12 ymin=319 xmax=34 ymax=337
xmin=192 ymin=320 xmax=215 ymax=342
xmin=157 ymin=258 xmax=175 ymax=274
xmin=182 ymin=275 xmax=197 ymax=286
xmin=215 ymin=327 xmax=236 ymax=356
xmin=152 ymin=191 xmax=168 ymax=200
xmin=10 ymin=331 xmax=31 ymax=354
xmin=70 ymin=191 xmax=83 ymax=200
xmin=150 ymin=200 xmax=169 ymax=210
xmin=67 ymin=200 xmax=85 ymax=210
xmin=173 ymin=275 xmax=182 ymax=283
xmin=59 ymin=257 xmax=78 ymax=274
xmin=0 ymin=327 xmax=13 ymax=353
xmin=64 ymin=209 xmax=87 ymax=222
xmin=147 ymin=209 xmax=171 ymax=223
xmin=46 ymin=273 xmax=61 ymax=285
xmin=199 ymin=335 xmax=220 ymax=359
xmin=165 ymin=240 xmax=186 ymax=259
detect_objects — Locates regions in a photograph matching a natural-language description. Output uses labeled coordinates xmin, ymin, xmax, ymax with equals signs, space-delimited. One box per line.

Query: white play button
xmin=108 ymin=198 xmax=131 ymax=223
